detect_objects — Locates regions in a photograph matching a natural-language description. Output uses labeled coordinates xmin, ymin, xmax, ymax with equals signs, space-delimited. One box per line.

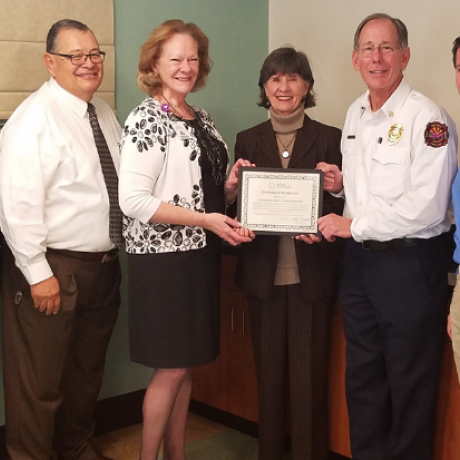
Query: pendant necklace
xmin=276 ymin=133 xmax=297 ymax=159
xmin=161 ymin=94 xmax=194 ymax=120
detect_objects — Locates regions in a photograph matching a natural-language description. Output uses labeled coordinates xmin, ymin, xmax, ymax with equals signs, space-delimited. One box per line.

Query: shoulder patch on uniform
xmin=424 ymin=122 xmax=449 ymax=148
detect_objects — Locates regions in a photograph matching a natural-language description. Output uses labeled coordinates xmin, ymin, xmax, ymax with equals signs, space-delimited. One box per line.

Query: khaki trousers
xmin=2 ymin=243 xmax=120 ymax=460
xmin=451 ymin=275 xmax=460 ymax=381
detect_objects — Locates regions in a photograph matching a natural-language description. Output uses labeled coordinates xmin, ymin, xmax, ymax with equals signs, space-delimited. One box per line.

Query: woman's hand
xmin=294 ymin=234 xmax=322 ymax=244
xmin=235 ymin=226 xmax=256 ymax=240
xmin=203 ymin=213 xmax=255 ymax=246
xmin=224 ymin=158 xmax=256 ymax=205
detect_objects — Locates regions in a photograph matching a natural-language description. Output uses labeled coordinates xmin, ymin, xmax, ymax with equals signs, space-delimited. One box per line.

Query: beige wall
xmin=0 ymin=0 xmax=115 ymax=118
xmin=269 ymin=0 xmax=460 ymax=131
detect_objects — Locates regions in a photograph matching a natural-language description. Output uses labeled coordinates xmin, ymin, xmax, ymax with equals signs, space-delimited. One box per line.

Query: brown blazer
xmin=231 ymin=115 xmax=344 ymax=303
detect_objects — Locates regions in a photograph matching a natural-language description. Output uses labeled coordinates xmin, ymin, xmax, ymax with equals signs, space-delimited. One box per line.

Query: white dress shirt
xmin=342 ymin=78 xmax=458 ymax=242
xmin=0 ymin=78 xmax=122 ymax=284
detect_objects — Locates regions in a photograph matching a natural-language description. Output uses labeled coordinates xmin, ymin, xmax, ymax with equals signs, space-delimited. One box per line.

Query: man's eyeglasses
xmin=48 ymin=51 xmax=106 ymax=66
xmin=359 ymin=45 xmax=400 ymax=58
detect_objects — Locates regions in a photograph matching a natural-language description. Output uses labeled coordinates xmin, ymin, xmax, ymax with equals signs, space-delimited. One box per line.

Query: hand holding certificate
xmin=237 ymin=167 xmax=323 ymax=236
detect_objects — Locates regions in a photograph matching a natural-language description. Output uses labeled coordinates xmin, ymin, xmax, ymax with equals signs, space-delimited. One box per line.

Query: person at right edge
xmin=317 ymin=13 xmax=458 ymax=460
xmin=226 ymin=47 xmax=344 ymax=460
xmin=448 ymin=36 xmax=460 ymax=383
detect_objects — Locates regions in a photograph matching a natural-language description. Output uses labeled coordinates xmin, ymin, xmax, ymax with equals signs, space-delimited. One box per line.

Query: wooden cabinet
xmin=191 ymin=254 xmax=258 ymax=422
xmin=192 ymin=253 xmax=460 ymax=460
xmin=327 ymin=310 xmax=460 ymax=460
xmin=328 ymin=311 xmax=351 ymax=456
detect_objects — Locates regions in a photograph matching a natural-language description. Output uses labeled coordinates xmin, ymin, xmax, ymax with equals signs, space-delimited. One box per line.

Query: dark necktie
xmin=87 ymin=102 xmax=123 ymax=247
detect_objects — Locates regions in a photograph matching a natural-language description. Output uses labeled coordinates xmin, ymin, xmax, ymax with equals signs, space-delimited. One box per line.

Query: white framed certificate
xmin=237 ymin=167 xmax=323 ymax=236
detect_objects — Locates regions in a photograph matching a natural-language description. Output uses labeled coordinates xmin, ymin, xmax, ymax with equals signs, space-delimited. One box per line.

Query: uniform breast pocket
xmin=342 ymin=141 xmax=357 ymax=178
xmin=369 ymin=146 xmax=407 ymax=199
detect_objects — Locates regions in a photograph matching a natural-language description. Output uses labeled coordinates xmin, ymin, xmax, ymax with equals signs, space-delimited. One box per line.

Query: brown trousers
xmin=248 ymin=285 xmax=334 ymax=460
xmin=1 ymin=243 xmax=121 ymax=460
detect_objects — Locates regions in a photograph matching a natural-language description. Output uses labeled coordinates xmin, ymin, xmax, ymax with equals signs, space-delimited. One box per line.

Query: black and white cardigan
xmin=119 ymin=96 xmax=229 ymax=254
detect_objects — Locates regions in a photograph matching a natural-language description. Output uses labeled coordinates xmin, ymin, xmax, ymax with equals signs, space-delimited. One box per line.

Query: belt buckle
xmin=101 ymin=250 xmax=117 ymax=263
xmin=362 ymin=241 xmax=371 ymax=251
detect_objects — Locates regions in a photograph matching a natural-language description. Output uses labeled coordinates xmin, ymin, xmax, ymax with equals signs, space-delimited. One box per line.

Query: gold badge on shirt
xmin=387 ymin=124 xmax=403 ymax=145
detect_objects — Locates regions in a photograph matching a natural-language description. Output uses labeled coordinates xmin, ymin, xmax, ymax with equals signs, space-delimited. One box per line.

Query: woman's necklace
xmin=161 ymin=95 xmax=194 ymax=120
xmin=276 ymin=133 xmax=296 ymax=159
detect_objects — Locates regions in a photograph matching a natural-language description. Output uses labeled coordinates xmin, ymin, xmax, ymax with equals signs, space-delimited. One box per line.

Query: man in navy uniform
xmin=317 ymin=13 xmax=457 ymax=460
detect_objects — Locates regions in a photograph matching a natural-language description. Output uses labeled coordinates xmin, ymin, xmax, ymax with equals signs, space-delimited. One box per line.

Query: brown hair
xmin=453 ymin=36 xmax=460 ymax=67
xmin=137 ymin=19 xmax=211 ymax=96
xmin=258 ymin=47 xmax=316 ymax=109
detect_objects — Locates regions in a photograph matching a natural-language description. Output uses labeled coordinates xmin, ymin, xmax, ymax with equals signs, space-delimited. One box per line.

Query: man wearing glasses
xmin=316 ymin=13 xmax=457 ymax=460
xmin=0 ymin=19 xmax=121 ymax=460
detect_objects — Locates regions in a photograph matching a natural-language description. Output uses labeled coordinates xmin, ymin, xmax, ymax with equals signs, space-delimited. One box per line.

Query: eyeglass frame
xmin=48 ymin=51 xmax=106 ymax=66
xmin=358 ymin=45 xmax=401 ymax=58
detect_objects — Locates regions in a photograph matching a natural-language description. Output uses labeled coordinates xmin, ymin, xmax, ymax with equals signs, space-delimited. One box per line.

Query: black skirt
xmin=128 ymin=234 xmax=221 ymax=368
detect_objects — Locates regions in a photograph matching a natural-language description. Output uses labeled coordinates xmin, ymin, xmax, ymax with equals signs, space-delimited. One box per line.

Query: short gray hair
xmin=353 ymin=13 xmax=409 ymax=51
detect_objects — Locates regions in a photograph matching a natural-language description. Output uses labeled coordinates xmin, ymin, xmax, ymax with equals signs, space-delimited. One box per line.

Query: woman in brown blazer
xmin=225 ymin=47 xmax=344 ymax=460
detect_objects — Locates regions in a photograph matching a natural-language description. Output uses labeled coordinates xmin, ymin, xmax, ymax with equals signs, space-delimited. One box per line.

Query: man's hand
xmin=30 ymin=276 xmax=60 ymax=315
xmin=318 ymin=214 xmax=352 ymax=242
xmin=316 ymin=162 xmax=343 ymax=193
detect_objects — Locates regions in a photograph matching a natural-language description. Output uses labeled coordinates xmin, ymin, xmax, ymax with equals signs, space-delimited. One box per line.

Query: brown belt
xmin=47 ymin=247 xmax=119 ymax=263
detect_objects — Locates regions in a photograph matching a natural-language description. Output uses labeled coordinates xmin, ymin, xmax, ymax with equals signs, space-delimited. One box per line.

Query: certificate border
xmin=237 ymin=167 xmax=323 ymax=236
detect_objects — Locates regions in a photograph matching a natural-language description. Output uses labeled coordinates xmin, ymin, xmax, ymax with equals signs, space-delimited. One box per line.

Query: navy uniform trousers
xmin=339 ymin=238 xmax=448 ymax=460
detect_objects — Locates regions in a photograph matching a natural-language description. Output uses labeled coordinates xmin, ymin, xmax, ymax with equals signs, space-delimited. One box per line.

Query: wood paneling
xmin=192 ymin=254 xmax=258 ymax=420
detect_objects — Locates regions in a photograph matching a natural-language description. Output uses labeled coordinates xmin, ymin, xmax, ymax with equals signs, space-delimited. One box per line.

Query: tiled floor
xmin=93 ymin=413 xmax=350 ymax=460
xmin=92 ymin=412 xmax=229 ymax=460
